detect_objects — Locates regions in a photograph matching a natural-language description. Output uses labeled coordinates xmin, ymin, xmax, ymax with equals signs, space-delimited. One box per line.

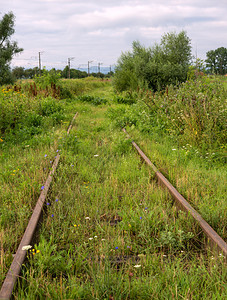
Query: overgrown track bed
xmin=0 ymin=106 xmax=226 ymax=299
xmin=0 ymin=113 xmax=78 ymax=300
xmin=122 ymin=128 xmax=227 ymax=257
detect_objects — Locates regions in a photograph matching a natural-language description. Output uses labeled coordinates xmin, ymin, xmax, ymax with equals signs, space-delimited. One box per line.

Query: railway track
xmin=0 ymin=113 xmax=226 ymax=299
xmin=0 ymin=113 xmax=78 ymax=300
xmin=122 ymin=128 xmax=227 ymax=257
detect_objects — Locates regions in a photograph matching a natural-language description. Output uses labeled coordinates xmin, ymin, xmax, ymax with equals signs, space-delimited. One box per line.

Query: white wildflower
xmin=134 ymin=264 xmax=141 ymax=268
xmin=22 ymin=245 xmax=32 ymax=251
xmin=85 ymin=217 xmax=91 ymax=220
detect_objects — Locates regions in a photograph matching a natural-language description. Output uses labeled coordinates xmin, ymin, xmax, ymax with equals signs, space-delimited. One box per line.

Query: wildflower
xmin=94 ymin=154 xmax=99 ymax=157
xmin=85 ymin=217 xmax=91 ymax=220
xmin=134 ymin=265 xmax=141 ymax=268
xmin=56 ymin=150 xmax=59 ymax=152
xmin=140 ymin=217 xmax=142 ymax=219
xmin=138 ymin=254 xmax=146 ymax=258
xmin=145 ymin=207 xmax=148 ymax=210
xmin=50 ymin=161 xmax=52 ymax=164
xmin=0 ymin=138 xmax=4 ymax=142
xmin=22 ymin=245 xmax=32 ymax=251
xmin=36 ymin=250 xmax=40 ymax=254
xmin=41 ymin=186 xmax=45 ymax=190
xmin=46 ymin=202 xmax=50 ymax=206
xmin=51 ymin=214 xmax=54 ymax=217
xmin=172 ymin=149 xmax=176 ymax=151
xmin=94 ymin=236 xmax=97 ymax=238
xmin=101 ymin=239 xmax=106 ymax=241
xmin=71 ymin=165 xmax=74 ymax=167
xmin=55 ymin=199 xmax=58 ymax=202
xmin=127 ymin=246 xmax=131 ymax=249
xmin=89 ymin=238 xmax=93 ymax=240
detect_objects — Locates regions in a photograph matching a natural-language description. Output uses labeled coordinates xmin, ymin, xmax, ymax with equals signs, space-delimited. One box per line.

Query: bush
xmin=113 ymin=31 xmax=192 ymax=92
xmin=108 ymin=77 xmax=227 ymax=155
xmin=77 ymin=95 xmax=108 ymax=105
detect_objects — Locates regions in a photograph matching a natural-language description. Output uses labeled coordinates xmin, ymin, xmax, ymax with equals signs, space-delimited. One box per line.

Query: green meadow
xmin=0 ymin=76 xmax=226 ymax=299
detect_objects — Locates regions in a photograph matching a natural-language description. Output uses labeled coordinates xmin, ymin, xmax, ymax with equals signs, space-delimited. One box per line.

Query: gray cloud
xmin=1 ymin=0 xmax=226 ymax=69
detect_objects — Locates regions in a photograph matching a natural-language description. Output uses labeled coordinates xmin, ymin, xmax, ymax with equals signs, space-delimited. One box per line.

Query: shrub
xmin=77 ymin=95 xmax=108 ymax=105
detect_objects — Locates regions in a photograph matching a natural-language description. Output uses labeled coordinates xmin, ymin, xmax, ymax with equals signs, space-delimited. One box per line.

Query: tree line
xmin=0 ymin=12 xmax=227 ymax=87
xmin=10 ymin=66 xmax=114 ymax=81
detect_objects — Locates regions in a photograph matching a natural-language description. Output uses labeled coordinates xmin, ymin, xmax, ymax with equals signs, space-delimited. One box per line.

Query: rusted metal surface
xmin=67 ymin=112 xmax=78 ymax=134
xmin=0 ymin=113 xmax=78 ymax=300
xmin=122 ymin=128 xmax=227 ymax=258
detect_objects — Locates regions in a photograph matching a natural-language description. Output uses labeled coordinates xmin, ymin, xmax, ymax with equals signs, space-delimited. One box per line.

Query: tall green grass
xmin=0 ymin=77 xmax=226 ymax=298
xmin=108 ymin=77 xmax=227 ymax=158
xmin=14 ymin=104 xmax=226 ymax=299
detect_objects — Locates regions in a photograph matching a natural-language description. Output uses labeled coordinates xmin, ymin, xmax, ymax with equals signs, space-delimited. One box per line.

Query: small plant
xmin=34 ymin=68 xmax=61 ymax=89
xmin=77 ymin=94 xmax=108 ymax=105
xmin=159 ymin=227 xmax=194 ymax=250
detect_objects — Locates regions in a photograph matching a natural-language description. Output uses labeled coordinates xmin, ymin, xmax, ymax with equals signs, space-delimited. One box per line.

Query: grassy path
xmin=12 ymin=103 xmax=226 ymax=299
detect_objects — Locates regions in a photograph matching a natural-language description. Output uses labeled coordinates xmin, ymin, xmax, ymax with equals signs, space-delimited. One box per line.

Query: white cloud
xmin=1 ymin=0 xmax=226 ymax=68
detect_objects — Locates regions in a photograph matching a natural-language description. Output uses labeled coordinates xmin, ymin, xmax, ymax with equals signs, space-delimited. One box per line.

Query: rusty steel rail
xmin=122 ymin=128 xmax=227 ymax=258
xmin=0 ymin=112 xmax=78 ymax=300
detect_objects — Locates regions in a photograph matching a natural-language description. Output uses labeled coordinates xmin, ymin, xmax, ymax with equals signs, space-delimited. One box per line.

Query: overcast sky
xmin=1 ymin=0 xmax=227 ymax=70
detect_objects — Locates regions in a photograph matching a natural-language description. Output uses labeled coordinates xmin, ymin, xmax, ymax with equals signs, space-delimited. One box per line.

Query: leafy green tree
xmin=113 ymin=31 xmax=192 ymax=92
xmin=206 ymin=47 xmax=227 ymax=75
xmin=113 ymin=48 xmax=138 ymax=91
xmin=159 ymin=31 xmax=191 ymax=67
xmin=0 ymin=12 xmax=23 ymax=85
xmin=24 ymin=67 xmax=39 ymax=79
xmin=12 ymin=66 xmax=25 ymax=79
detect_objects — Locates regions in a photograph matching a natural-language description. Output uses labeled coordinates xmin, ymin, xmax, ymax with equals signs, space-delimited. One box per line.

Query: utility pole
xmin=38 ymin=52 xmax=44 ymax=76
xmin=38 ymin=52 xmax=41 ymax=76
xmin=98 ymin=62 xmax=103 ymax=74
xmin=88 ymin=60 xmax=93 ymax=76
xmin=68 ymin=57 xmax=74 ymax=79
